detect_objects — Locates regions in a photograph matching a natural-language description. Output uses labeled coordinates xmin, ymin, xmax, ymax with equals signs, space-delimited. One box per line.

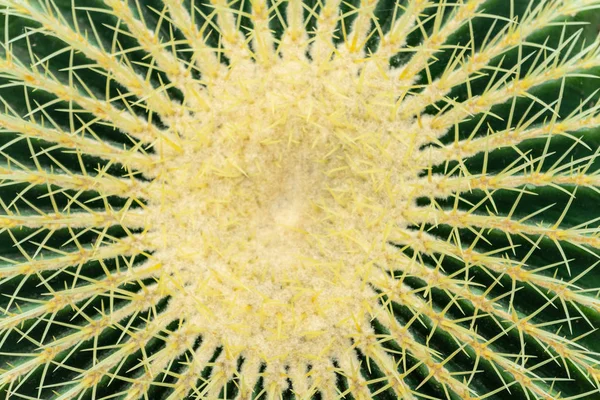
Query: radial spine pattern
xmin=0 ymin=0 xmax=600 ymax=399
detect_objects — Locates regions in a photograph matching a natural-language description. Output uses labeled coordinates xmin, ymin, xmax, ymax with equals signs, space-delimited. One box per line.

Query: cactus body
xmin=0 ymin=0 xmax=599 ymax=399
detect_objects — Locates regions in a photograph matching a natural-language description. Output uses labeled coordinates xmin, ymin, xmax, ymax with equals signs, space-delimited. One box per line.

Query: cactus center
xmin=147 ymin=59 xmax=425 ymax=360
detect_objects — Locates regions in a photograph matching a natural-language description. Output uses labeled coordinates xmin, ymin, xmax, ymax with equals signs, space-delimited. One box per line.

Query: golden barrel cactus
xmin=0 ymin=0 xmax=599 ymax=399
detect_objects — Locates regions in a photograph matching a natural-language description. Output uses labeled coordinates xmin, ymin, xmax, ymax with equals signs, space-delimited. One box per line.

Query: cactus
xmin=0 ymin=0 xmax=599 ymax=399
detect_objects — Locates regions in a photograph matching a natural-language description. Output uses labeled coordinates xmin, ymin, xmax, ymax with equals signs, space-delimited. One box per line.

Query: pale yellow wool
xmin=147 ymin=57 xmax=422 ymax=362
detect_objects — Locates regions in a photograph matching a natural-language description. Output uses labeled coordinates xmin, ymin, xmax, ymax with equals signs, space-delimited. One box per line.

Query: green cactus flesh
xmin=0 ymin=0 xmax=600 ymax=399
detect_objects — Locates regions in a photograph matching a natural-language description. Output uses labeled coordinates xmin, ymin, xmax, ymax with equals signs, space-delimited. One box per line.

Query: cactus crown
xmin=0 ymin=0 xmax=599 ymax=399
